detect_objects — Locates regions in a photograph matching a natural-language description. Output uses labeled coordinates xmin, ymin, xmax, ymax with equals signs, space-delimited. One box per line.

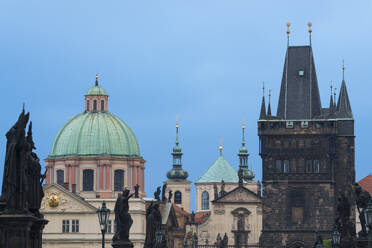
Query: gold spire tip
xmin=286 ymin=22 xmax=291 ymax=27
xmin=219 ymin=137 xmax=223 ymax=150
xmin=176 ymin=114 xmax=179 ymax=128
xmin=286 ymin=22 xmax=291 ymax=35
xmin=242 ymin=117 xmax=246 ymax=129
xmin=96 ymin=74 xmax=99 ymax=79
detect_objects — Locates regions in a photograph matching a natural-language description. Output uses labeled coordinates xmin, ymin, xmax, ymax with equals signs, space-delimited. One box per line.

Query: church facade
xmin=258 ymin=33 xmax=355 ymax=247
xmin=41 ymin=77 xmax=147 ymax=248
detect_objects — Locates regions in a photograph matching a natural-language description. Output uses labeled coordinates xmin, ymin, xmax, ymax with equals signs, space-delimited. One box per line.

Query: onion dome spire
xmin=166 ymin=117 xmax=189 ymax=181
xmin=259 ymin=82 xmax=267 ymax=120
xmin=238 ymin=120 xmax=255 ymax=181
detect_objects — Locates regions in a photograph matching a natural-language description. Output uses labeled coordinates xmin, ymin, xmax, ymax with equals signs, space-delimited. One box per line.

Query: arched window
xmin=174 ymin=191 xmax=182 ymax=204
xmin=93 ymin=100 xmax=97 ymax=111
xmin=57 ymin=170 xmax=64 ymax=184
xmin=114 ymin=170 xmax=124 ymax=191
xmin=83 ymin=169 xmax=94 ymax=191
xmin=101 ymin=100 xmax=105 ymax=111
xmin=201 ymin=191 xmax=209 ymax=210
xmin=87 ymin=100 xmax=90 ymax=111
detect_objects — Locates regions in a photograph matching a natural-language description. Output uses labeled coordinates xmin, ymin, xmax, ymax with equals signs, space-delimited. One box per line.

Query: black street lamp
xmin=97 ymin=201 xmax=111 ymax=248
xmin=365 ymin=201 xmax=372 ymax=248
xmin=332 ymin=225 xmax=341 ymax=248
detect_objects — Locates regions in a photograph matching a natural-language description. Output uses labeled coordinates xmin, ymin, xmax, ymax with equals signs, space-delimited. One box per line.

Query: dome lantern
xmin=85 ymin=75 xmax=109 ymax=112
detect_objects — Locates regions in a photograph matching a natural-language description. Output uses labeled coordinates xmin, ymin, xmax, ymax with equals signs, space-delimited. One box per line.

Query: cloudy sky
xmin=0 ymin=1 xmax=371 ymax=210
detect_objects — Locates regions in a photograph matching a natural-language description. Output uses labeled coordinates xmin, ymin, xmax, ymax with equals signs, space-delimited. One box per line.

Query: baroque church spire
xmin=238 ymin=120 xmax=254 ymax=181
xmin=166 ymin=117 xmax=188 ymax=181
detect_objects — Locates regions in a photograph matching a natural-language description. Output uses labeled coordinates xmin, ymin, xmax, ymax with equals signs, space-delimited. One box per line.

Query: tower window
xmin=114 ymin=170 xmax=124 ymax=191
xmin=298 ymin=70 xmax=305 ymax=76
xmin=275 ymin=160 xmax=282 ymax=173
xmin=87 ymin=100 xmax=90 ymax=111
xmin=313 ymin=160 xmax=320 ymax=173
xmin=101 ymin=100 xmax=105 ymax=111
xmin=57 ymin=170 xmax=64 ymax=185
xmin=93 ymin=100 xmax=97 ymax=111
xmin=83 ymin=169 xmax=94 ymax=191
xmin=283 ymin=160 xmax=290 ymax=173
xmin=174 ymin=191 xmax=182 ymax=204
xmin=306 ymin=160 xmax=313 ymax=173
xmin=201 ymin=191 xmax=209 ymax=210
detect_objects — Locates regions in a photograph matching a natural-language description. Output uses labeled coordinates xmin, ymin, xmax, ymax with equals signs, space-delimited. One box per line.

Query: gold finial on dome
xmin=242 ymin=117 xmax=246 ymax=129
xmin=95 ymin=74 xmax=99 ymax=86
xmin=219 ymin=137 xmax=223 ymax=155
xmin=176 ymin=114 xmax=179 ymax=129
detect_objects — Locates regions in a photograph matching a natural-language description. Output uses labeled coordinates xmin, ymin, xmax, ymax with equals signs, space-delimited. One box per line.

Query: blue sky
xmin=1 ymin=1 xmax=371 ymax=210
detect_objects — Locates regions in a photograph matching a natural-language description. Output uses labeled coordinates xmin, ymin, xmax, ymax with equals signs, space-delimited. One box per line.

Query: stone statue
xmin=0 ymin=109 xmax=30 ymax=213
xmin=219 ymin=180 xmax=226 ymax=197
xmin=354 ymin=183 xmax=371 ymax=237
xmin=238 ymin=168 xmax=243 ymax=186
xmin=25 ymin=122 xmax=46 ymax=217
xmin=168 ymin=190 xmax=172 ymax=203
xmin=190 ymin=211 xmax=195 ymax=223
xmin=144 ymin=202 xmax=162 ymax=248
xmin=335 ymin=193 xmax=356 ymax=248
xmin=161 ymin=183 xmax=167 ymax=202
xmin=134 ymin=184 xmax=140 ymax=198
xmin=0 ymin=110 xmax=48 ymax=248
xmin=0 ymin=110 xmax=46 ymax=216
xmin=112 ymin=188 xmax=133 ymax=247
xmin=215 ymin=233 xmax=222 ymax=247
xmin=154 ymin=186 xmax=161 ymax=201
xmin=222 ymin=233 xmax=228 ymax=247
xmin=213 ymin=183 xmax=218 ymax=200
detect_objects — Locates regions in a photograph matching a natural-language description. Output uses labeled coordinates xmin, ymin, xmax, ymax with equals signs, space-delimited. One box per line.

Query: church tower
xmin=258 ymin=24 xmax=355 ymax=247
xmin=165 ymin=119 xmax=191 ymax=212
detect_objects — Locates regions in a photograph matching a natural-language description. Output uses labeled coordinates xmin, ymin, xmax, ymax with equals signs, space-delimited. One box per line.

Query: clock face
xmin=48 ymin=194 xmax=59 ymax=208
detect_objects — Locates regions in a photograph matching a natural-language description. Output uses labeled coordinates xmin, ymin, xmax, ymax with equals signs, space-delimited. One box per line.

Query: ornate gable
xmin=213 ymin=186 xmax=261 ymax=203
xmin=41 ymin=183 xmax=97 ymax=213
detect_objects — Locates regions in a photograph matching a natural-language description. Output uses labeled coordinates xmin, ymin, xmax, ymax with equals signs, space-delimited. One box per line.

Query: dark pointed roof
xmin=259 ymin=96 xmax=266 ymax=120
xmin=336 ymin=80 xmax=353 ymax=118
xmin=267 ymin=101 xmax=272 ymax=116
xmin=277 ymin=46 xmax=322 ymax=119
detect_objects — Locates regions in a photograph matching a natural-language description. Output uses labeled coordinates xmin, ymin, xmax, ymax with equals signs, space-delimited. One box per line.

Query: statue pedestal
xmin=0 ymin=214 xmax=48 ymax=248
xmin=112 ymin=240 xmax=134 ymax=248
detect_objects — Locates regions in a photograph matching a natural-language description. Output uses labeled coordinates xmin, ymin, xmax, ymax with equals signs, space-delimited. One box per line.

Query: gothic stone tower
xmin=258 ymin=44 xmax=355 ymax=247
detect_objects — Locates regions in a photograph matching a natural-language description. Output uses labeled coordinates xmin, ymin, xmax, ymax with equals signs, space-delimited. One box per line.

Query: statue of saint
xmin=0 ymin=110 xmax=29 ymax=213
xmin=154 ymin=186 xmax=161 ymax=201
xmin=144 ymin=202 xmax=162 ymax=248
xmin=168 ymin=190 xmax=172 ymax=203
xmin=113 ymin=188 xmax=133 ymax=243
xmin=161 ymin=183 xmax=167 ymax=202
xmin=134 ymin=184 xmax=140 ymax=198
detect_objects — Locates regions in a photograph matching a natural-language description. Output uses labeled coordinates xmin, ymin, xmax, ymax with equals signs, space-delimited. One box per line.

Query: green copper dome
xmin=86 ymin=86 xmax=108 ymax=96
xmin=49 ymin=112 xmax=140 ymax=159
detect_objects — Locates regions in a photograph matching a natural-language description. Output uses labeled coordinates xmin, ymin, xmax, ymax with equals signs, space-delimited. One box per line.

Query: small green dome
xmin=49 ymin=112 xmax=140 ymax=158
xmin=86 ymin=86 xmax=108 ymax=96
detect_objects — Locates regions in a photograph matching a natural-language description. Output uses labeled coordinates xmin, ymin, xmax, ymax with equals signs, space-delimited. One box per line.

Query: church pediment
xmin=214 ymin=186 xmax=261 ymax=203
xmin=40 ymin=183 xmax=97 ymax=213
